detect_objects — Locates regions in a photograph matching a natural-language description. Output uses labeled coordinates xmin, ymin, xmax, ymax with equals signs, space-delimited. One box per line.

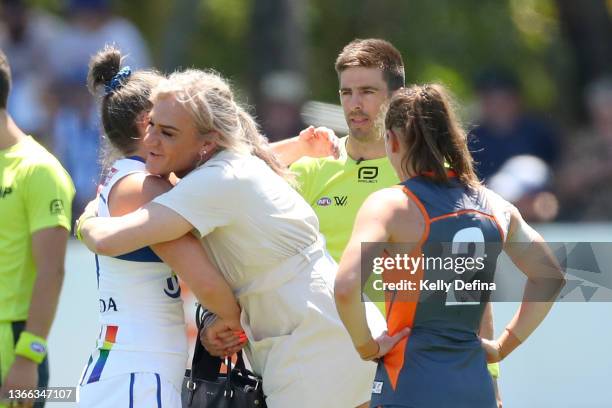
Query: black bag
xmin=181 ymin=306 xmax=266 ymax=407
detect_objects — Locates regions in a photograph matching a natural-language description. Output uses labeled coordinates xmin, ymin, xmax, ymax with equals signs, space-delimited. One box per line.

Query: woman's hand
xmin=481 ymin=328 xmax=523 ymax=363
xmin=200 ymin=318 xmax=247 ymax=357
xmin=75 ymin=196 xmax=99 ymax=240
xmin=374 ymin=327 xmax=411 ymax=358
xmin=480 ymin=337 xmax=501 ymax=363
xmin=298 ymin=126 xmax=340 ymax=159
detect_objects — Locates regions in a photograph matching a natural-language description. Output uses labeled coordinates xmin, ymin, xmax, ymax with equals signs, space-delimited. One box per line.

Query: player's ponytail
xmin=385 ymin=84 xmax=480 ymax=188
xmin=87 ymin=45 xmax=162 ymax=163
xmin=87 ymin=45 xmax=122 ymax=96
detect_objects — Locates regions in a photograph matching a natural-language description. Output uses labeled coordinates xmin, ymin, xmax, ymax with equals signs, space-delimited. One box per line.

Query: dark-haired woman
xmin=77 ymin=47 xmax=241 ymax=407
xmin=334 ymin=84 xmax=565 ymax=407
xmin=77 ymin=68 xmax=384 ymax=407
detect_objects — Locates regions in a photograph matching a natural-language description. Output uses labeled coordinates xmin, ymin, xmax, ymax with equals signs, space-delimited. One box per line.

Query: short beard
xmin=348 ymin=123 xmax=384 ymax=143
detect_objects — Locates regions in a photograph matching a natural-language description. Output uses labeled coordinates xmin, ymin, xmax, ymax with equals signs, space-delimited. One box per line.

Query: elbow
xmin=91 ymin=236 xmax=118 ymax=257
xmin=192 ymin=278 xmax=225 ymax=305
xmin=334 ymin=277 xmax=358 ymax=306
xmin=555 ymin=273 xmax=567 ymax=294
xmin=534 ymin=271 xmax=566 ymax=301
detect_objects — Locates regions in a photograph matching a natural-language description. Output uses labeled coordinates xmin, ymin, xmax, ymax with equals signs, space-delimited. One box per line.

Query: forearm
xmin=500 ymin=210 xmax=565 ymax=357
xmin=171 ymin=262 xmax=241 ymax=323
xmin=270 ymin=136 xmax=304 ymax=167
xmin=497 ymin=284 xmax=559 ymax=359
xmin=27 ymin=227 xmax=69 ymax=339
xmin=152 ymin=236 xmax=241 ymax=322
xmin=81 ymin=216 xmax=147 ymax=256
xmin=25 ymin=265 xmax=64 ymax=338
xmin=80 ymin=204 xmax=191 ymax=257
xmin=192 ymin=280 xmax=241 ymax=323
xmin=335 ymin=278 xmax=373 ymax=348
xmin=506 ymin=297 xmax=556 ymax=342
xmin=479 ymin=302 xmax=494 ymax=340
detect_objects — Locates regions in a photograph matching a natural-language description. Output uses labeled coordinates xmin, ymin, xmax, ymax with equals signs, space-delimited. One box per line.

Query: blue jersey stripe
xmin=155 ymin=373 xmax=161 ymax=408
xmin=126 ymin=155 xmax=146 ymax=163
xmin=115 ymin=246 xmax=163 ymax=263
xmin=94 ymin=254 xmax=100 ymax=288
xmin=129 ymin=373 xmax=135 ymax=408
xmin=79 ymin=355 xmax=94 ymax=386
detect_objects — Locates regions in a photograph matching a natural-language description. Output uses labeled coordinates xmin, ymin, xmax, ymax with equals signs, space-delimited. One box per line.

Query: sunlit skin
xmin=144 ymin=94 xmax=217 ymax=178
xmin=339 ymin=67 xmax=390 ymax=143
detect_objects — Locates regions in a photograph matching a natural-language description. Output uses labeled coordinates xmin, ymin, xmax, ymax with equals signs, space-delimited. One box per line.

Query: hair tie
xmin=104 ymin=66 xmax=132 ymax=95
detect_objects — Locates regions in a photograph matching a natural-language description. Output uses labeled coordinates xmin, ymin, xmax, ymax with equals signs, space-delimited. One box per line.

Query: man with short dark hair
xmin=275 ymin=38 xmax=405 ymax=261
xmin=275 ymin=38 xmax=502 ymax=406
xmin=205 ymin=38 xmax=502 ymax=407
xmin=0 ymin=49 xmax=74 ymax=407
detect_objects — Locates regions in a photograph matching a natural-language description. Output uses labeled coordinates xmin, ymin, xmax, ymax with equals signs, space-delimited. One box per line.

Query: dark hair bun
xmin=87 ymin=45 xmax=122 ymax=95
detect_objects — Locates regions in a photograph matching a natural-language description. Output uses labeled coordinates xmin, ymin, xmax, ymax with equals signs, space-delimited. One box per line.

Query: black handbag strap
xmin=186 ymin=305 xmax=265 ymax=406
xmin=190 ymin=305 xmax=247 ymax=380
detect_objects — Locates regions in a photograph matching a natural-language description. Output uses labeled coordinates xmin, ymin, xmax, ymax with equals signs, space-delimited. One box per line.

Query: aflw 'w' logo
xmin=334 ymin=196 xmax=348 ymax=206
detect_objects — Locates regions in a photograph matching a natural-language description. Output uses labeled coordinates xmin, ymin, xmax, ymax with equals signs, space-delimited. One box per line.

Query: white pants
xmin=78 ymin=372 xmax=180 ymax=407
xmin=239 ymin=252 xmax=386 ymax=407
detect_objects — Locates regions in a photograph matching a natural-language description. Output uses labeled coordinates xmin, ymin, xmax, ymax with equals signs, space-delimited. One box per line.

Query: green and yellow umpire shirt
xmin=0 ymin=136 xmax=74 ymax=323
xmin=290 ymin=137 xmax=398 ymax=263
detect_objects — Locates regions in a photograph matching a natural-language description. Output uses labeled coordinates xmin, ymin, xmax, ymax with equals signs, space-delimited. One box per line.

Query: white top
xmin=154 ymin=150 xmax=380 ymax=407
xmin=154 ymin=150 xmax=321 ymax=298
xmin=82 ymin=157 xmax=187 ymax=391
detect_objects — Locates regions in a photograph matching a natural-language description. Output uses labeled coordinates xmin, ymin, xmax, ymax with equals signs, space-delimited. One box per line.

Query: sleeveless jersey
xmin=79 ymin=157 xmax=188 ymax=391
xmin=371 ymin=176 xmax=512 ymax=408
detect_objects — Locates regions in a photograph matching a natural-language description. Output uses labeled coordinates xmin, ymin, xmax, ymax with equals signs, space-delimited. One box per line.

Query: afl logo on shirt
xmin=317 ymin=196 xmax=333 ymax=207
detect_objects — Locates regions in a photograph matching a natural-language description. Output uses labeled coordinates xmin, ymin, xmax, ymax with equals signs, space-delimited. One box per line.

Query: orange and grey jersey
xmin=372 ymin=175 xmax=512 ymax=408
xmin=80 ymin=157 xmax=188 ymax=392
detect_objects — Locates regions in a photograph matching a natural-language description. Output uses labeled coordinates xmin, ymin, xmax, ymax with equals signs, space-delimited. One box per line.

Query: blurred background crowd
xmin=2 ymin=0 xmax=611 ymax=223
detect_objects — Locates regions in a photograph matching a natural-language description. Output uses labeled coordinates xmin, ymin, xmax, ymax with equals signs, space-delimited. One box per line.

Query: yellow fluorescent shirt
xmin=0 ymin=136 xmax=75 ymax=322
xmin=290 ymin=137 xmax=399 ymax=263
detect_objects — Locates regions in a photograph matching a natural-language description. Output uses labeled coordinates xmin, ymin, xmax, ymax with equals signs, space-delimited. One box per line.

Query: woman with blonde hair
xmin=77 ymin=48 xmax=241 ymax=407
xmin=78 ymin=68 xmax=387 ymax=407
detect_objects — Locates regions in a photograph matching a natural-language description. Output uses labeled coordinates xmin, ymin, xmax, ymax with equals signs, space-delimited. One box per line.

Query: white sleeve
xmin=153 ymin=165 xmax=236 ymax=237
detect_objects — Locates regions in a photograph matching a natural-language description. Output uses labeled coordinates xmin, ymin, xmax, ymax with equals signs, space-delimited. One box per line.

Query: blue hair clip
xmin=104 ymin=66 xmax=132 ymax=95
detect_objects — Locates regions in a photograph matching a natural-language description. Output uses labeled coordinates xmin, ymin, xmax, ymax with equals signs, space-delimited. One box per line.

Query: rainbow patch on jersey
xmin=87 ymin=325 xmax=118 ymax=384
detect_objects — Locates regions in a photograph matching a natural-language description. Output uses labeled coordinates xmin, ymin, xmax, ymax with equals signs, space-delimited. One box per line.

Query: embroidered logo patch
xmin=30 ymin=342 xmax=46 ymax=354
xmin=372 ymin=381 xmax=383 ymax=394
xmin=316 ymin=196 xmax=332 ymax=207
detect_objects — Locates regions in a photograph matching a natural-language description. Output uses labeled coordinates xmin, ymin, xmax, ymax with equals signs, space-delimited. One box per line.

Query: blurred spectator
xmin=258 ymin=70 xmax=306 ymax=142
xmin=0 ymin=0 xmax=65 ymax=139
xmin=47 ymin=0 xmax=150 ymax=76
xmin=48 ymin=67 xmax=100 ymax=222
xmin=556 ymin=77 xmax=612 ymax=220
xmin=488 ymin=155 xmax=559 ymax=222
xmin=469 ymin=68 xmax=559 ymax=181
xmin=44 ymin=0 xmax=152 ymax=220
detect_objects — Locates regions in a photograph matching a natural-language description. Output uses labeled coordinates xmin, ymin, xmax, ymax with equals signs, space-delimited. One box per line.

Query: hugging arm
xmin=80 ymin=202 xmax=193 ymax=257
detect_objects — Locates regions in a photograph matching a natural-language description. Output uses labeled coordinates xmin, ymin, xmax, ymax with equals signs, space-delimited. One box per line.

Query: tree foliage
xmin=26 ymin=0 xmax=612 ymax=123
